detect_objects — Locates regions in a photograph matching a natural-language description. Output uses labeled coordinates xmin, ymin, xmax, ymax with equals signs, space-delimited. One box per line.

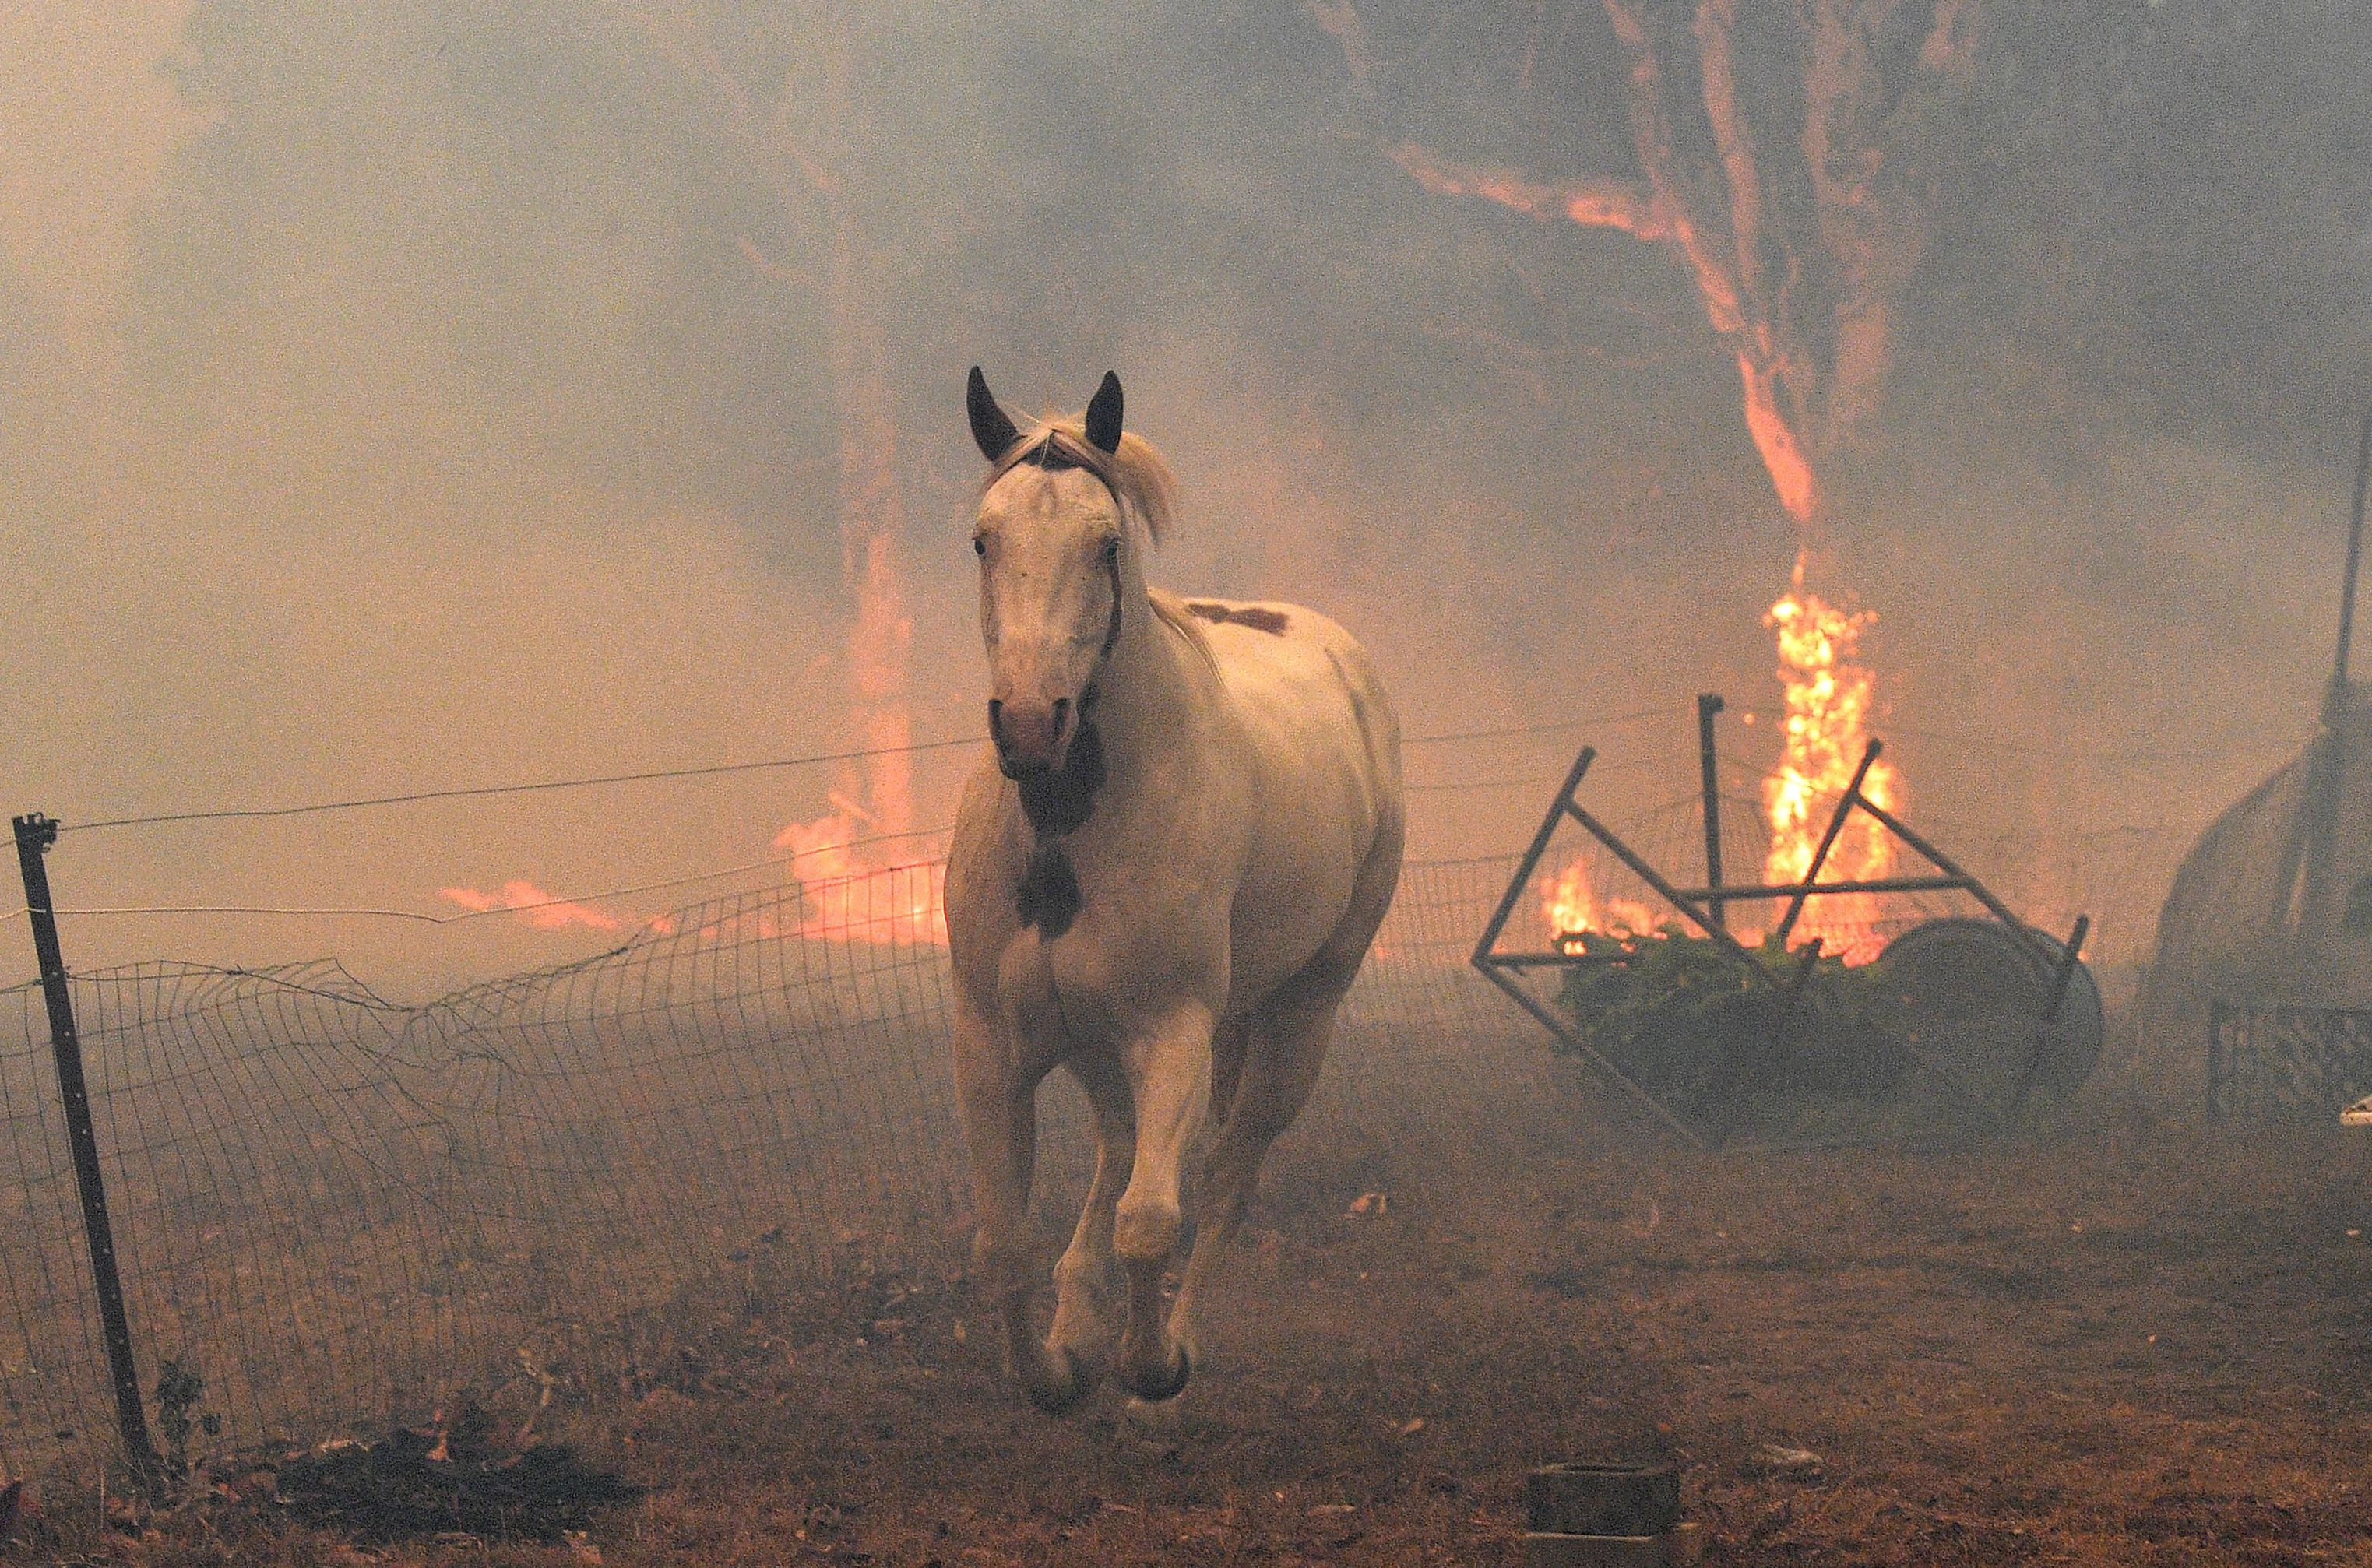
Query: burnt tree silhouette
xmin=634 ymin=3 xmax=915 ymax=840
xmin=1314 ymin=0 xmax=1981 ymax=529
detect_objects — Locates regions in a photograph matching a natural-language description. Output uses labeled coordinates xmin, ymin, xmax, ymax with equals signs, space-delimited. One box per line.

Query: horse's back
xmin=1170 ymin=595 xmax=1405 ymax=1002
xmin=1174 ymin=596 xmax=1395 ymax=776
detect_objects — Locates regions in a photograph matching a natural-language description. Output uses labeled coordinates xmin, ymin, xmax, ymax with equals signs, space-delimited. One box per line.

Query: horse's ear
xmin=1084 ymin=371 xmax=1123 ymax=455
xmin=968 ymin=366 xmax=1020 ymax=462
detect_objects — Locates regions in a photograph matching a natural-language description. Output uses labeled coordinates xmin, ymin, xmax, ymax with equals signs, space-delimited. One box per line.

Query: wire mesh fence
xmin=2205 ymin=1002 xmax=2372 ymax=1124
xmin=0 ymin=753 xmax=2207 ymax=1490
xmin=0 ymin=855 xmax=1554 ymax=1485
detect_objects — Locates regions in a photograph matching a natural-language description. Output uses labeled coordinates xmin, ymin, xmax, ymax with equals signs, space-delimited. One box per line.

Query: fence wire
xmin=0 ymin=789 xmax=2197 ymax=1485
xmin=0 ymin=856 xmax=1554 ymax=1482
xmin=2206 ymin=1003 xmax=2372 ymax=1123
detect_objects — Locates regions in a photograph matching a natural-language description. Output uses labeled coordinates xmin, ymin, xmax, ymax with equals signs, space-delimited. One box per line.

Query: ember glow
xmin=1542 ymin=855 xmax=1661 ymax=952
xmin=1761 ymin=554 xmax=1899 ymax=962
xmin=776 ymin=792 xmax=948 ymax=946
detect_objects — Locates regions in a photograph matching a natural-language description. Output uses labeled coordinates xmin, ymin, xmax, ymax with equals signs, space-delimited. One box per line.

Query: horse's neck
xmin=1090 ymin=587 xmax=1202 ymax=788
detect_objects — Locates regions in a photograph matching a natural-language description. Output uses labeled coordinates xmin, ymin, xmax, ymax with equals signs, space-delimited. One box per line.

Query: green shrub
xmin=1553 ymin=928 xmax=1909 ymax=1106
xmin=153 ymin=1355 xmax=220 ymax=1472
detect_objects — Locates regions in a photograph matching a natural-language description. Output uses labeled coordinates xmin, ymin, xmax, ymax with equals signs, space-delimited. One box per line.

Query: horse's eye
xmin=1100 ymin=536 xmax=1120 ymax=564
xmin=973 ymin=536 xmax=987 ymax=557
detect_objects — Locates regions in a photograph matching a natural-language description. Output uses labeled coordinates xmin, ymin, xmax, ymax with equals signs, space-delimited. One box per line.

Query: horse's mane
xmin=980 ymin=414 xmax=1179 ymax=547
xmin=1146 ymin=586 xmax=1217 ymax=667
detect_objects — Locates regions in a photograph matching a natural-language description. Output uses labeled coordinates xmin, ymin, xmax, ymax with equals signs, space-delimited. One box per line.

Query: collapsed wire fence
xmin=0 ymin=854 xmax=1560 ymax=1487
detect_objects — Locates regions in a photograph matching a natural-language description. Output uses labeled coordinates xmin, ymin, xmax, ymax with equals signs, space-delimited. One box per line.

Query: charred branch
xmin=1388 ymin=142 xmax=1663 ymax=238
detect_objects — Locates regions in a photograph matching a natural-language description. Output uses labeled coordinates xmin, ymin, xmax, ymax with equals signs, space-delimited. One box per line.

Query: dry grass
xmin=18 ymin=1083 xmax=2372 ymax=1567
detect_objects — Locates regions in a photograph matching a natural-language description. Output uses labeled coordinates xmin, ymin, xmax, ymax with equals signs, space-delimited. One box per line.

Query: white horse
xmin=945 ymin=368 xmax=1405 ymax=1410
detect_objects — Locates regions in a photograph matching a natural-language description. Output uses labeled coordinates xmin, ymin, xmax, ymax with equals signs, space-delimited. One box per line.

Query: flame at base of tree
xmin=776 ymin=788 xmax=948 ymax=947
xmin=1524 ymin=554 xmax=1904 ymax=968
xmin=1762 ymin=554 xmax=1899 ymax=962
xmin=778 ymin=518 xmax=943 ymax=946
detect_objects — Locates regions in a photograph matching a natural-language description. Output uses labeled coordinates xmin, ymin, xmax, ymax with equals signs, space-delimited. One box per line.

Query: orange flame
xmin=1761 ymin=561 xmax=1898 ymax=962
xmin=776 ymin=791 xmax=947 ymax=946
xmin=438 ymin=880 xmax=624 ymax=932
xmin=1542 ymin=856 xmax=1662 ymax=952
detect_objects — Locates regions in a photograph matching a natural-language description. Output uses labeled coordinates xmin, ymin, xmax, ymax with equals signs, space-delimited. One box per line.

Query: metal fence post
xmin=2205 ymin=999 xmax=2226 ymax=1123
xmin=1696 ymin=694 xmax=1726 ymax=931
xmin=2005 ymin=913 xmax=2091 ymax=1121
xmin=12 ymin=814 xmax=161 ymax=1487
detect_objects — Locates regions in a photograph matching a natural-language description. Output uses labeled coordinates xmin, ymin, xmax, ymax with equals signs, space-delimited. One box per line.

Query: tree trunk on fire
xmin=639 ymin=2 xmax=914 ymax=840
xmin=1320 ymin=0 xmax=1957 ymax=943
xmin=824 ymin=236 xmax=914 ymax=838
xmin=810 ymin=9 xmax=913 ymax=840
xmin=1320 ymin=0 xmax=1981 ymax=533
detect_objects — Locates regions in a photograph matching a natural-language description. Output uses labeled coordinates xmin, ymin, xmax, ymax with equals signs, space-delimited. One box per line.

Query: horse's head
xmin=966 ymin=367 xmax=1137 ymax=782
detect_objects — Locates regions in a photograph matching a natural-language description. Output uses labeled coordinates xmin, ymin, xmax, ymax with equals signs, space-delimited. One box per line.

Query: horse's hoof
xmin=1025 ymin=1348 xmax=1095 ymax=1415
xmin=1121 ymin=1345 xmax=1191 ymax=1403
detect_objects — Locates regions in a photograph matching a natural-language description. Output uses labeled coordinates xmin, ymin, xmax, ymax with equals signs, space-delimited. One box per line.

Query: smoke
xmin=0 ymin=1 xmax=2360 ymax=994
xmin=0 ymin=5 xmax=202 ymax=350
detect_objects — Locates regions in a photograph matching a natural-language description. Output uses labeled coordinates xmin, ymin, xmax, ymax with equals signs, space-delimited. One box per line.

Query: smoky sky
xmin=0 ymin=1 xmax=2364 ymax=994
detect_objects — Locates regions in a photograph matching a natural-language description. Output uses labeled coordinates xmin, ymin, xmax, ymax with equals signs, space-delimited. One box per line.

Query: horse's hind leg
xmin=952 ymin=988 xmax=1086 ymax=1412
xmin=1046 ymin=1053 xmax=1134 ymax=1385
xmin=1167 ymin=957 xmax=1354 ymax=1366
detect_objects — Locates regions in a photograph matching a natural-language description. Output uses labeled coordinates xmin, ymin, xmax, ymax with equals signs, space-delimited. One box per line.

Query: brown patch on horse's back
xmin=1185 ymin=601 xmax=1289 ymax=635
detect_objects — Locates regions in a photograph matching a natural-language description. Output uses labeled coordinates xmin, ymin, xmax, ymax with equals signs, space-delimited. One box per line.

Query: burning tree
xmin=628 ymin=3 xmax=949 ymax=942
xmin=1316 ymin=0 xmax=1982 ymax=947
xmin=1315 ymin=0 xmax=1979 ymax=527
xmin=632 ymin=3 xmax=917 ymax=856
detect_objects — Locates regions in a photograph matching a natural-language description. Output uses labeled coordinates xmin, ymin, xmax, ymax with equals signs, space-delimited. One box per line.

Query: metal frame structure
xmin=1470 ymin=725 xmax=2091 ymax=1148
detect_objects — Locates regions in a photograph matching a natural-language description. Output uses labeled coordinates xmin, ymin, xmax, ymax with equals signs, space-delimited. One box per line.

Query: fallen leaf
xmin=1751 ymin=1443 xmax=1825 ymax=1478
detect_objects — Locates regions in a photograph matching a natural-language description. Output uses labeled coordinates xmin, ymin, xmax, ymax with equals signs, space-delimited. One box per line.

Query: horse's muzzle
xmin=990 ymin=695 xmax=1073 ymax=779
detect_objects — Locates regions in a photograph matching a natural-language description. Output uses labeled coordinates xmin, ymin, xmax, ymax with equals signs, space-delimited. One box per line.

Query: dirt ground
xmin=23 ymin=1078 xmax=2372 ymax=1567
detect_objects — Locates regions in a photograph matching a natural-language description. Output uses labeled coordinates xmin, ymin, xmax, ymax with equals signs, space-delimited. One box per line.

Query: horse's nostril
xmin=1051 ymin=696 xmax=1071 ymax=731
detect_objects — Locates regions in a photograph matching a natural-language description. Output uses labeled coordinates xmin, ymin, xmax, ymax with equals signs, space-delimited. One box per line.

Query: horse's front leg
xmin=952 ymin=987 xmax=1089 ymax=1412
xmin=1047 ymin=1053 xmax=1134 ymax=1382
xmin=1112 ymin=1000 xmax=1216 ymax=1402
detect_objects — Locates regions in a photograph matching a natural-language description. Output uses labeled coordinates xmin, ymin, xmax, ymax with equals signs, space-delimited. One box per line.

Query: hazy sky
xmin=0 ymin=1 xmax=2358 ymax=993
xmin=0 ymin=5 xmax=199 ymax=343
